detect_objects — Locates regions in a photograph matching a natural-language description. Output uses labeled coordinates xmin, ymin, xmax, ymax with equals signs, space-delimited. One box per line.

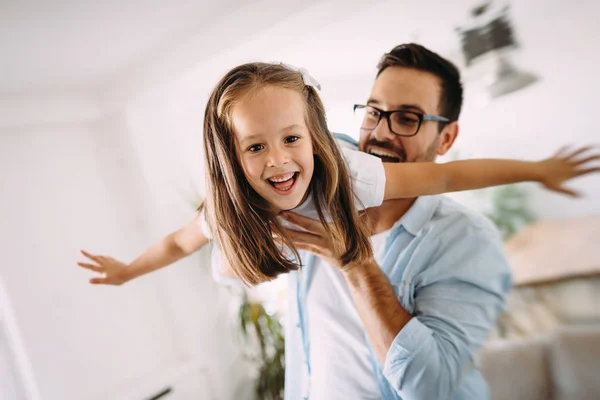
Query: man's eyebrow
xmin=366 ymin=98 xmax=426 ymax=114
xmin=397 ymin=104 xmax=426 ymax=114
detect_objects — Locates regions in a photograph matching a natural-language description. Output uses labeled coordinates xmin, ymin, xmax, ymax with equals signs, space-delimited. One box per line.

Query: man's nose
xmin=372 ymin=115 xmax=396 ymax=142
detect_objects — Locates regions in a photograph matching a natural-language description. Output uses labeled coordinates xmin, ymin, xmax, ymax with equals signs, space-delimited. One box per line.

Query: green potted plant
xmin=238 ymin=291 xmax=285 ymax=400
xmin=484 ymin=183 xmax=537 ymax=241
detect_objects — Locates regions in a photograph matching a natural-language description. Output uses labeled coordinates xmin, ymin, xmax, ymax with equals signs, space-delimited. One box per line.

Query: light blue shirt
xmin=284 ymin=136 xmax=512 ymax=400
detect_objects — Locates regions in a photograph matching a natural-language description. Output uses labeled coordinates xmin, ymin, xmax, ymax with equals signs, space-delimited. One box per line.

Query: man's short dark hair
xmin=377 ymin=43 xmax=463 ymax=124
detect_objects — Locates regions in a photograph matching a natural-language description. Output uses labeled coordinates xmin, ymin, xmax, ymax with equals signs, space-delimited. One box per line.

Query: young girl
xmin=78 ymin=62 xmax=599 ymax=286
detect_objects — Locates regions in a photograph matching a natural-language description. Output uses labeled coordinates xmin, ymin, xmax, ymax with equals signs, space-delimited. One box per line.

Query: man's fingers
xmin=280 ymin=212 xmax=323 ymax=234
xmin=293 ymin=242 xmax=321 ymax=256
xmin=284 ymin=228 xmax=321 ymax=246
xmin=77 ymin=262 xmax=102 ymax=273
xmin=89 ymin=277 xmax=107 ymax=285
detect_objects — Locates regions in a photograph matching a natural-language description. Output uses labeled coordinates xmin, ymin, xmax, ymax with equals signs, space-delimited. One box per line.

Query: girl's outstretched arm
xmin=383 ymin=145 xmax=600 ymax=200
xmin=77 ymin=213 xmax=210 ymax=285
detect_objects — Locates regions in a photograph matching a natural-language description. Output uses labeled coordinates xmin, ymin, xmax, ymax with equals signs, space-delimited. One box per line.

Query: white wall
xmin=453 ymin=0 xmax=600 ymax=219
xmin=117 ymin=0 xmax=600 ymax=224
xmin=2 ymin=1 xmax=599 ymax=399
xmin=0 ymin=113 xmax=247 ymax=399
xmin=306 ymin=0 xmax=600 ymax=221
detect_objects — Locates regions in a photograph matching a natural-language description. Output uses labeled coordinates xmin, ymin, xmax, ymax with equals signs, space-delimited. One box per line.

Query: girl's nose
xmin=267 ymin=146 xmax=290 ymax=167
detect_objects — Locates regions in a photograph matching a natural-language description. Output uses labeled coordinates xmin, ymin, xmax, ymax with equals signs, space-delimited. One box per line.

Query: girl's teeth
xmin=269 ymin=172 xmax=295 ymax=183
xmin=268 ymin=172 xmax=296 ymax=191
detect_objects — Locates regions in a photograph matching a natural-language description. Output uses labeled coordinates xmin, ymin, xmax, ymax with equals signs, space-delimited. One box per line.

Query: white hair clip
xmin=274 ymin=62 xmax=322 ymax=91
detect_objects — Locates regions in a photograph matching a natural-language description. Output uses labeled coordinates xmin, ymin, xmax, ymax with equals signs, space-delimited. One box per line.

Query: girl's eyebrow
xmin=239 ymin=124 xmax=305 ymax=145
xmin=240 ymin=133 xmax=262 ymax=142
xmin=281 ymin=124 xmax=303 ymax=132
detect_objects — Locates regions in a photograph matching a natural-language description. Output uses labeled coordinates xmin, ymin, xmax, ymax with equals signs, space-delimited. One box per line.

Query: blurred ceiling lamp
xmin=456 ymin=1 xmax=539 ymax=98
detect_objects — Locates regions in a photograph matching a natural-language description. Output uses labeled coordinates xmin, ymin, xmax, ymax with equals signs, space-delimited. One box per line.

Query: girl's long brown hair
xmin=202 ymin=62 xmax=372 ymax=286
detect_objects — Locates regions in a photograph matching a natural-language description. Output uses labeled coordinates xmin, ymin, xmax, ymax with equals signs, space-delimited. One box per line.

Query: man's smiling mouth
xmin=368 ymin=147 xmax=402 ymax=163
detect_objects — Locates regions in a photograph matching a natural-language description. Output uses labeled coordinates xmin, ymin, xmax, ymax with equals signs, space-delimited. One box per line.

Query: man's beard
xmin=363 ymin=136 xmax=440 ymax=163
xmin=413 ymin=137 xmax=440 ymax=162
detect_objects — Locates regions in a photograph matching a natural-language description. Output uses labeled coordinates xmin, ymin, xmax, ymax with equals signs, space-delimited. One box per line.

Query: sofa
xmin=480 ymin=324 xmax=600 ymax=400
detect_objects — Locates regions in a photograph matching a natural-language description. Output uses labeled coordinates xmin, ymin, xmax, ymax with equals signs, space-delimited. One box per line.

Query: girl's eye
xmin=248 ymin=144 xmax=264 ymax=152
xmin=285 ymin=135 xmax=300 ymax=144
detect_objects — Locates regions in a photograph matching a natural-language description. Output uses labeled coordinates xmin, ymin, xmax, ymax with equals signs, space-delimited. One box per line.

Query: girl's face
xmin=231 ymin=85 xmax=315 ymax=211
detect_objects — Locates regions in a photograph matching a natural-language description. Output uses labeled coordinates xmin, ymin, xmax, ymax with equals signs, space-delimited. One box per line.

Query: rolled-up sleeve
xmin=209 ymin=243 xmax=243 ymax=287
xmin=383 ymin=225 xmax=512 ymax=399
xmin=340 ymin=147 xmax=385 ymax=210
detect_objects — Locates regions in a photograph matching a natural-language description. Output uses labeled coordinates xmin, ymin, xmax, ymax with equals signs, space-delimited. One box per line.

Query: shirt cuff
xmin=371 ymin=158 xmax=385 ymax=207
xmin=209 ymin=244 xmax=242 ymax=286
xmin=341 ymin=147 xmax=386 ymax=209
xmin=200 ymin=210 xmax=213 ymax=239
xmin=383 ymin=317 xmax=432 ymax=385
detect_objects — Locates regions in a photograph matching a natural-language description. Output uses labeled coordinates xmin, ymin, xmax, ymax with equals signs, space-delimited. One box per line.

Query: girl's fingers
xmin=89 ymin=277 xmax=107 ymax=285
xmin=575 ymin=166 xmax=600 ymax=177
xmin=552 ymin=186 xmax=580 ymax=198
xmin=554 ymin=145 xmax=571 ymax=158
xmin=80 ymin=249 xmax=102 ymax=262
xmin=573 ymin=154 xmax=600 ymax=166
xmin=566 ymin=146 xmax=594 ymax=161
xmin=77 ymin=262 xmax=102 ymax=272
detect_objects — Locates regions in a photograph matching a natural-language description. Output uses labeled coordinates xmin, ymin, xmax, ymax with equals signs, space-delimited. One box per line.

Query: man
xmin=77 ymin=42 xmax=511 ymax=399
xmin=281 ymin=43 xmax=511 ymax=399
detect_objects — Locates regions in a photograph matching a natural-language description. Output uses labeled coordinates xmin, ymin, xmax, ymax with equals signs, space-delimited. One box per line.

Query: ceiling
xmin=4 ymin=0 xmax=583 ymax=128
xmin=0 ymin=0 xmax=475 ymax=100
xmin=0 ymin=0 xmax=305 ymax=96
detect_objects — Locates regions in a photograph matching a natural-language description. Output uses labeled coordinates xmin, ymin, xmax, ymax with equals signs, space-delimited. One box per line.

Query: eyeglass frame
xmin=353 ymin=104 xmax=451 ymax=137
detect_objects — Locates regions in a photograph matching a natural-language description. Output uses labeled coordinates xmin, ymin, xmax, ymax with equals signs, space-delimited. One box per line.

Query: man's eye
xmin=400 ymin=117 xmax=418 ymax=124
xmin=248 ymin=144 xmax=264 ymax=152
xmin=285 ymin=136 xmax=300 ymax=143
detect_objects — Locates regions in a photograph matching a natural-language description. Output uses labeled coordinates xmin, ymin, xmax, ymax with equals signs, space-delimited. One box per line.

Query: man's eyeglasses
xmin=353 ymin=104 xmax=450 ymax=137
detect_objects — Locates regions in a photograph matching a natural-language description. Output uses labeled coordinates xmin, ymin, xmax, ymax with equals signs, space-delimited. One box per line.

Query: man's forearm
xmin=343 ymin=259 xmax=412 ymax=364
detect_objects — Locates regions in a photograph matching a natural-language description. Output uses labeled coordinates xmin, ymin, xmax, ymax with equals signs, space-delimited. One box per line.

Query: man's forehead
xmin=369 ymin=66 xmax=441 ymax=113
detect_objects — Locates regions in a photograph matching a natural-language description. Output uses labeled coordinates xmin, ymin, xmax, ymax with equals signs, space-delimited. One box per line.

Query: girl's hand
xmin=538 ymin=146 xmax=600 ymax=197
xmin=77 ymin=250 xmax=131 ymax=285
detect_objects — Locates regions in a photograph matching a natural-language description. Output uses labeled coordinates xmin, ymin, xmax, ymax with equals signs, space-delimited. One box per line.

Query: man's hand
xmin=538 ymin=145 xmax=600 ymax=196
xmin=280 ymin=212 xmax=413 ymax=365
xmin=277 ymin=212 xmax=343 ymax=268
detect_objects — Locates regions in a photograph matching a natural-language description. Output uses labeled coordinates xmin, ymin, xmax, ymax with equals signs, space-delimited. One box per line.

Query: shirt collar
xmin=392 ymin=195 xmax=441 ymax=237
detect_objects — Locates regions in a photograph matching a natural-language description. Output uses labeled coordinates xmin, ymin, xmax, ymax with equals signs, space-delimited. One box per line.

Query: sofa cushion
xmin=549 ymin=325 xmax=600 ymax=400
xmin=480 ymin=337 xmax=552 ymax=400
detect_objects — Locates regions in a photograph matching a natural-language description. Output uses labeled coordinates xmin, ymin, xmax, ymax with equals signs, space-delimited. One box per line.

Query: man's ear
xmin=436 ymin=121 xmax=459 ymax=156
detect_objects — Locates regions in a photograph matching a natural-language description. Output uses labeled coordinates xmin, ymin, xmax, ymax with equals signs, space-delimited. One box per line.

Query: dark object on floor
xmin=146 ymin=387 xmax=172 ymax=400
